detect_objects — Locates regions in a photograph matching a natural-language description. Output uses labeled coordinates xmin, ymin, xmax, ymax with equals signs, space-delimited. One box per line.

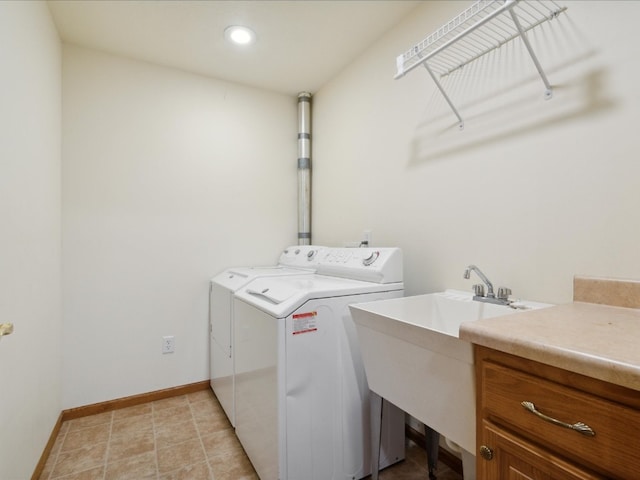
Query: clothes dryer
xmin=233 ymin=247 xmax=406 ymax=480
xmin=209 ymin=246 xmax=324 ymax=427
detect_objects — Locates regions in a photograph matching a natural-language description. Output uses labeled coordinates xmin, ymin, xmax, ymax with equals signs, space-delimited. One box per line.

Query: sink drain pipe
xmin=297 ymin=92 xmax=312 ymax=245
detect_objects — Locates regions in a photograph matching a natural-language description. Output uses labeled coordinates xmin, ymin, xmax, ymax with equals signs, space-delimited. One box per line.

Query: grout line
xmin=152 ymin=400 xmax=160 ymax=480
xmin=43 ymin=423 xmax=68 ymax=480
xmin=153 ymin=394 xmax=208 ymax=479
xmin=191 ymin=394 xmax=216 ymax=479
xmin=49 ymin=415 xmax=113 ymax=480
xmin=101 ymin=413 xmax=113 ymax=480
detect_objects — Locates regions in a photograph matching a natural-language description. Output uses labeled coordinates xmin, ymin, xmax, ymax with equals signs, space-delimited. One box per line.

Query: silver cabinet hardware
xmin=479 ymin=445 xmax=494 ymax=461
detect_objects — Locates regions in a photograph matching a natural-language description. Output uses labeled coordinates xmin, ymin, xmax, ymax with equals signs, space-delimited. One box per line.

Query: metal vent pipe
xmin=297 ymin=92 xmax=312 ymax=245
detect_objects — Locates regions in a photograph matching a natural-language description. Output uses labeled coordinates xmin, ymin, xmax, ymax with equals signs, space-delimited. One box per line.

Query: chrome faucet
xmin=463 ymin=265 xmax=512 ymax=305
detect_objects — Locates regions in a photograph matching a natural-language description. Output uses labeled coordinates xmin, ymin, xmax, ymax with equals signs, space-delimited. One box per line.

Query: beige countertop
xmin=459 ymin=276 xmax=640 ymax=391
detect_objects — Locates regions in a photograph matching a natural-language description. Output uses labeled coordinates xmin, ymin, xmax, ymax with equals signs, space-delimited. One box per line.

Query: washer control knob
xmin=362 ymin=251 xmax=380 ymax=266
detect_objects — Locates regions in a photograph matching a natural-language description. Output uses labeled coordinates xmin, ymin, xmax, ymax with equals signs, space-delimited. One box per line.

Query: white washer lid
xmin=245 ymin=280 xmax=298 ymax=305
xmin=235 ymin=274 xmax=403 ymax=318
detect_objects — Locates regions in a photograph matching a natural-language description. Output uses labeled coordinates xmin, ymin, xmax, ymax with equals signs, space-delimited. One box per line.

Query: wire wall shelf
xmin=396 ymin=0 xmax=567 ymax=130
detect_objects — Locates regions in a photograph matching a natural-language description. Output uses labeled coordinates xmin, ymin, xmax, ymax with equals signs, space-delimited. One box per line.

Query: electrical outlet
xmin=162 ymin=335 xmax=175 ymax=354
xmin=362 ymin=230 xmax=372 ymax=246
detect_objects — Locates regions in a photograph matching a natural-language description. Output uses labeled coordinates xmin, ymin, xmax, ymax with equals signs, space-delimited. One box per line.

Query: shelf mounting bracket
xmin=509 ymin=8 xmax=553 ymax=99
xmin=422 ymin=59 xmax=464 ymax=131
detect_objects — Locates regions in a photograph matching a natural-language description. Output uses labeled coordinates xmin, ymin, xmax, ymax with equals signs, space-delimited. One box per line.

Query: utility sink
xmin=349 ymin=289 xmax=551 ymax=455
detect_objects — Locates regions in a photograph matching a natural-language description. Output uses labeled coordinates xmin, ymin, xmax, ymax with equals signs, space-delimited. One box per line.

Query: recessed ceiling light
xmin=224 ymin=26 xmax=256 ymax=46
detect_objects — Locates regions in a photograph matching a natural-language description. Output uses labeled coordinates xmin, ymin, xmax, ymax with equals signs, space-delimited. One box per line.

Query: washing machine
xmin=233 ymin=247 xmax=406 ymax=480
xmin=209 ymin=246 xmax=325 ymax=427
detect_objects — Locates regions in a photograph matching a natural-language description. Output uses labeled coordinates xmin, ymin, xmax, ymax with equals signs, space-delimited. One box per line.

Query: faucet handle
xmin=497 ymin=287 xmax=512 ymax=301
xmin=473 ymin=284 xmax=485 ymax=297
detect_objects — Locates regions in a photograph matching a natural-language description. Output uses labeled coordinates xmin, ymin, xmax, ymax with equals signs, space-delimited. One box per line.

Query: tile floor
xmin=39 ymin=388 xmax=462 ymax=480
xmin=381 ymin=441 xmax=462 ymax=480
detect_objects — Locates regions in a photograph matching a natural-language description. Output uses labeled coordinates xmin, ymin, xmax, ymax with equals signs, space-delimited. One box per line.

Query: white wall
xmin=62 ymin=46 xmax=297 ymax=408
xmin=313 ymin=1 xmax=640 ymax=305
xmin=0 ymin=2 xmax=62 ymax=478
xmin=12 ymin=0 xmax=637 ymax=432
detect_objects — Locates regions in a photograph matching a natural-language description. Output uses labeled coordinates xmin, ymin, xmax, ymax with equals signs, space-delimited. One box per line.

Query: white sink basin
xmin=349 ymin=289 xmax=551 ymax=454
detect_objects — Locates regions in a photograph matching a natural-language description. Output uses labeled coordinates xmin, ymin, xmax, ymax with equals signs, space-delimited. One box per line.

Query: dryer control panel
xmin=278 ymin=245 xmax=326 ymax=269
xmin=316 ymin=247 xmax=403 ymax=284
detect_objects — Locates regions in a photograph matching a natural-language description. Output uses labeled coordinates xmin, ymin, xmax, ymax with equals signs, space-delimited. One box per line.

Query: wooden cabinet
xmin=480 ymin=421 xmax=601 ymax=480
xmin=475 ymin=346 xmax=640 ymax=480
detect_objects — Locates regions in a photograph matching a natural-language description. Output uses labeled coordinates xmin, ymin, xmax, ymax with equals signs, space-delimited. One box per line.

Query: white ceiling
xmin=48 ymin=0 xmax=421 ymax=96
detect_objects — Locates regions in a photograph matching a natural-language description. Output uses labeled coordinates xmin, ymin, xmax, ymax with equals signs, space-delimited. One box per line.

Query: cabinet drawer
xmin=481 ymin=361 xmax=640 ymax=479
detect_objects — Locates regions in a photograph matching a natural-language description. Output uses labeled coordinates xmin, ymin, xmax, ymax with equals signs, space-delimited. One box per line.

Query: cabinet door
xmin=479 ymin=421 xmax=605 ymax=480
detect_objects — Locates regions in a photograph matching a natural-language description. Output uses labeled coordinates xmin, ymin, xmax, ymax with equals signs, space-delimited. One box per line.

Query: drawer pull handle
xmin=521 ymin=401 xmax=595 ymax=437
